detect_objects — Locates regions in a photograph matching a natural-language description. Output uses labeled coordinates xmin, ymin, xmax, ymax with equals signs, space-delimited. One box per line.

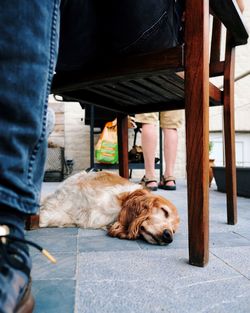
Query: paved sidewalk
xmin=27 ymin=180 xmax=250 ymax=313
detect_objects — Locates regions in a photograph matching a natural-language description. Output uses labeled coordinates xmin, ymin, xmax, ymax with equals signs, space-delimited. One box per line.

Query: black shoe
xmin=0 ymin=225 xmax=56 ymax=313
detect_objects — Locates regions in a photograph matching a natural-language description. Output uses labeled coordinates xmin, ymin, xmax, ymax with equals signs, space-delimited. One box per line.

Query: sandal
xmin=158 ymin=175 xmax=176 ymax=191
xmin=140 ymin=175 xmax=158 ymax=191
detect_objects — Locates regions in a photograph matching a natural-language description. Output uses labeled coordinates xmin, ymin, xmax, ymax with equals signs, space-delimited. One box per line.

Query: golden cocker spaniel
xmin=40 ymin=171 xmax=180 ymax=245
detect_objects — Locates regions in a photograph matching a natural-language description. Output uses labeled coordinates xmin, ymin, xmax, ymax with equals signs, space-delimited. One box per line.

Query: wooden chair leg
xmin=25 ymin=215 xmax=40 ymax=230
xmin=185 ymin=0 xmax=209 ymax=267
xmin=117 ymin=114 xmax=129 ymax=178
xmin=223 ymin=34 xmax=237 ymax=225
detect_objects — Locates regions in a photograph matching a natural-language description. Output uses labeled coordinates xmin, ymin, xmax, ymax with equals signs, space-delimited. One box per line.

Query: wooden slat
xmin=91 ymin=85 xmax=143 ymax=105
xmin=150 ymin=76 xmax=184 ymax=98
xmin=112 ymin=82 xmax=151 ymax=104
xmin=52 ymin=46 xmax=184 ymax=93
xmin=159 ymin=75 xmax=185 ymax=97
xmin=118 ymin=81 xmax=161 ymax=103
xmin=132 ymin=79 xmax=168 ymax=103
xmin=59 ymin=78 xmax=221 ymax=114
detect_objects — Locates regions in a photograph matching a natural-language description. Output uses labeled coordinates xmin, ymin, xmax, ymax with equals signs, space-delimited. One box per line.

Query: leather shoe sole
xmin=15 ymin=280 xmax=35 ymax=313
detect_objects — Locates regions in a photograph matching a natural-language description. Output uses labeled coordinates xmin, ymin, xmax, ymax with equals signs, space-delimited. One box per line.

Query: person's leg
xmin=142 ymin=124 xmax=158 ymax=179
xmin=162 ymin=128 xmax=178 ymax=187
xmin=102 ymin=0 xmax=180 ymax=56
xmin=135 ymin=113 xmax=158 ymax=190
xmin=0 ymin=1 xmax=60 ymax=312
xmin=56 ymin=0 xmax=181 ymax=72
xmin=159 ymin=110 xmax=183 ymax=190
xmin=56 ymin=0 xmax=102 ymax=71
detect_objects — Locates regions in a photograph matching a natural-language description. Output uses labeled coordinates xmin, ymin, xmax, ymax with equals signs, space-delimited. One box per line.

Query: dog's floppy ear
xmin=126 ymin=214 xmax=146 ymax=239
xmin=107 ymin=221 xmax=128 ymax=239
xmin=108 ymin=189 xmax=151 ymax=240
xmin=117 ymin=188 xmax=150 ymax=204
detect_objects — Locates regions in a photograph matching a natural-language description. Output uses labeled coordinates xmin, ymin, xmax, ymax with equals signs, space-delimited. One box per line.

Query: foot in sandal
xmin=158 ymin=175 xmax=176 ymax=190
xmin=140 ymin=175 xmax=158 ymax=191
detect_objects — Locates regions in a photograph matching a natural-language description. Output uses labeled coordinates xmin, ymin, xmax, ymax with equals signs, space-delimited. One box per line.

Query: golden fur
xmin=40 ymin=171 xmax=180 ymax=245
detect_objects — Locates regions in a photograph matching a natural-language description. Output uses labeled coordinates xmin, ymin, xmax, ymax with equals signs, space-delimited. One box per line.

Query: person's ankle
xmin=146 ymin=181 xmax=157 ymax=187
xmin=163 ymin=174 xmax=176 ymax=186
xmin=165 ymin=180 xmax=175 ymax=186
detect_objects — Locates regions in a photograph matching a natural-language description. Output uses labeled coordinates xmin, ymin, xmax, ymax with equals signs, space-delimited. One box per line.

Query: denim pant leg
xmin=0 ymin=0 xmax=60 ymax=215
xmin=56 ymin=0 xmax=180 ymax=72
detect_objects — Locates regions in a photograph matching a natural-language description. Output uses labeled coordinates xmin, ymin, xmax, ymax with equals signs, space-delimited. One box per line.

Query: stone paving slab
xmin=78 ymin=235 xmax=141 ymax=252
xmin=26 ymin=227 xmax=78 ymax=237
xmin=78 ymin=229 xmax=107 ymax=237
xmin=211 ymin=246 xmax=250 ymax=279
xmin=76 ymin=250 xmax=250 ymax=313
xmin=32 ymin=235 xmax=77 ymax=253
xmin=32 ymin=280 xmax=75 ymax=313
xmin=210 ymin=231 xmax=250 ymax=247
xmin=31 ymin=252 xmax=76 ymax=280
xmin=77 ymin=277 xmax=250 ymax=313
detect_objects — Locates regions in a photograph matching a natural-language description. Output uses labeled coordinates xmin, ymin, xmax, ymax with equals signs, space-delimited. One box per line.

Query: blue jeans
xmin=57 ymin=0 xmax=181 ymax=71
xmin=0 ymin=0 xmax=180 ymax=215
xmin=0 ymin=0 xmax=60 ymax=214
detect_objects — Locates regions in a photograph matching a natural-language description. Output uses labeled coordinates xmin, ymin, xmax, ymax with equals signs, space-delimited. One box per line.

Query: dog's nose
xmin=162 ymin=229 xmax=173 ymax=243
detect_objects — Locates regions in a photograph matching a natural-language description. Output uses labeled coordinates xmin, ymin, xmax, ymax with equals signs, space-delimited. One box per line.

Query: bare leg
xmin=141 ymin=123 xmax=157 ymax=188
xmin=163 ymin=128 xmax=178 ymax=187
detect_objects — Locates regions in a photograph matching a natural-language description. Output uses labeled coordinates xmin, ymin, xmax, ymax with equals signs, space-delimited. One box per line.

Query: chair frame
xmin=27 ymin=0 xmax=248 ymax=267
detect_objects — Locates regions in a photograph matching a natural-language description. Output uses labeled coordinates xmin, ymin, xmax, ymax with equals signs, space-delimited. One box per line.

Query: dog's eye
xmin=162 ymin=208 xmax=169 ymax=218
xmin=140 ymin=225 xmax=145 ymax=231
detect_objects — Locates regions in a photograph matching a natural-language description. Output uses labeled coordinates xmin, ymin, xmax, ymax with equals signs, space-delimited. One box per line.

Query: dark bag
xmin=128 ymin=145 xmax=160 ymax=164
xmin=128 ymin=145 xmax=144 ymax=163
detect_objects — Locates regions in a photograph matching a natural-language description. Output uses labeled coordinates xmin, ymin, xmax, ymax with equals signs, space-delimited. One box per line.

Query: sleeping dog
xmin=40 ymin=171 xmax=180 ymax=245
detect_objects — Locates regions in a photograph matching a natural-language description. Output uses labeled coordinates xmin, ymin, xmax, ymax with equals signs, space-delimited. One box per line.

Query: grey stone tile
xmin=76 ymin=277 xmax=250 ymax=313
xmin=26 ymin=227 xmax=78 ymax=238
xmin=77 ymin=280 xmax=175 ymax=313
xmin=78 ymin=228 xmax=107 ymax=237
xmin=210 ymin=231 xmax=250 ymax=247
xmin=138 ymin=233 xmax=188 ymax=250
xmin=209 ymin=218 xmax=250 ymax=234
xmin=77 ymin=250 xmax=239 ymax=286
xmin=211 ymin=246 xmax=250 ymax=279
xmin=32 ymin=280 xmax=75 ymax=313
xmin=78 ymin=235 xmax=141 ymax=252
xmin=171 ymin=276 xmax=250 ymax=313
xmin=206 ymin=299 xmax=250 ymax=313
xmin=76 ymin=250 xmax=248 ymax=313
xmin=31 ymin=252 xmax=76 ymax=280
xmin=28 ymin=234 xmax=77 ymax=254
xmin=234 ymin=230 xmax=250 ymax=240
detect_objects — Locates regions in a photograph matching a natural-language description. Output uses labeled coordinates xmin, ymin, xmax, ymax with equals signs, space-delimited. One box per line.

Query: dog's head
xmin=108 ymin=189 xmax=180 ymax=245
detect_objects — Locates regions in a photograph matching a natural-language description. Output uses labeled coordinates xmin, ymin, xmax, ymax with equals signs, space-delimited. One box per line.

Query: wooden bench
xmin=27 ymin=0 xmax=248 ymax=267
